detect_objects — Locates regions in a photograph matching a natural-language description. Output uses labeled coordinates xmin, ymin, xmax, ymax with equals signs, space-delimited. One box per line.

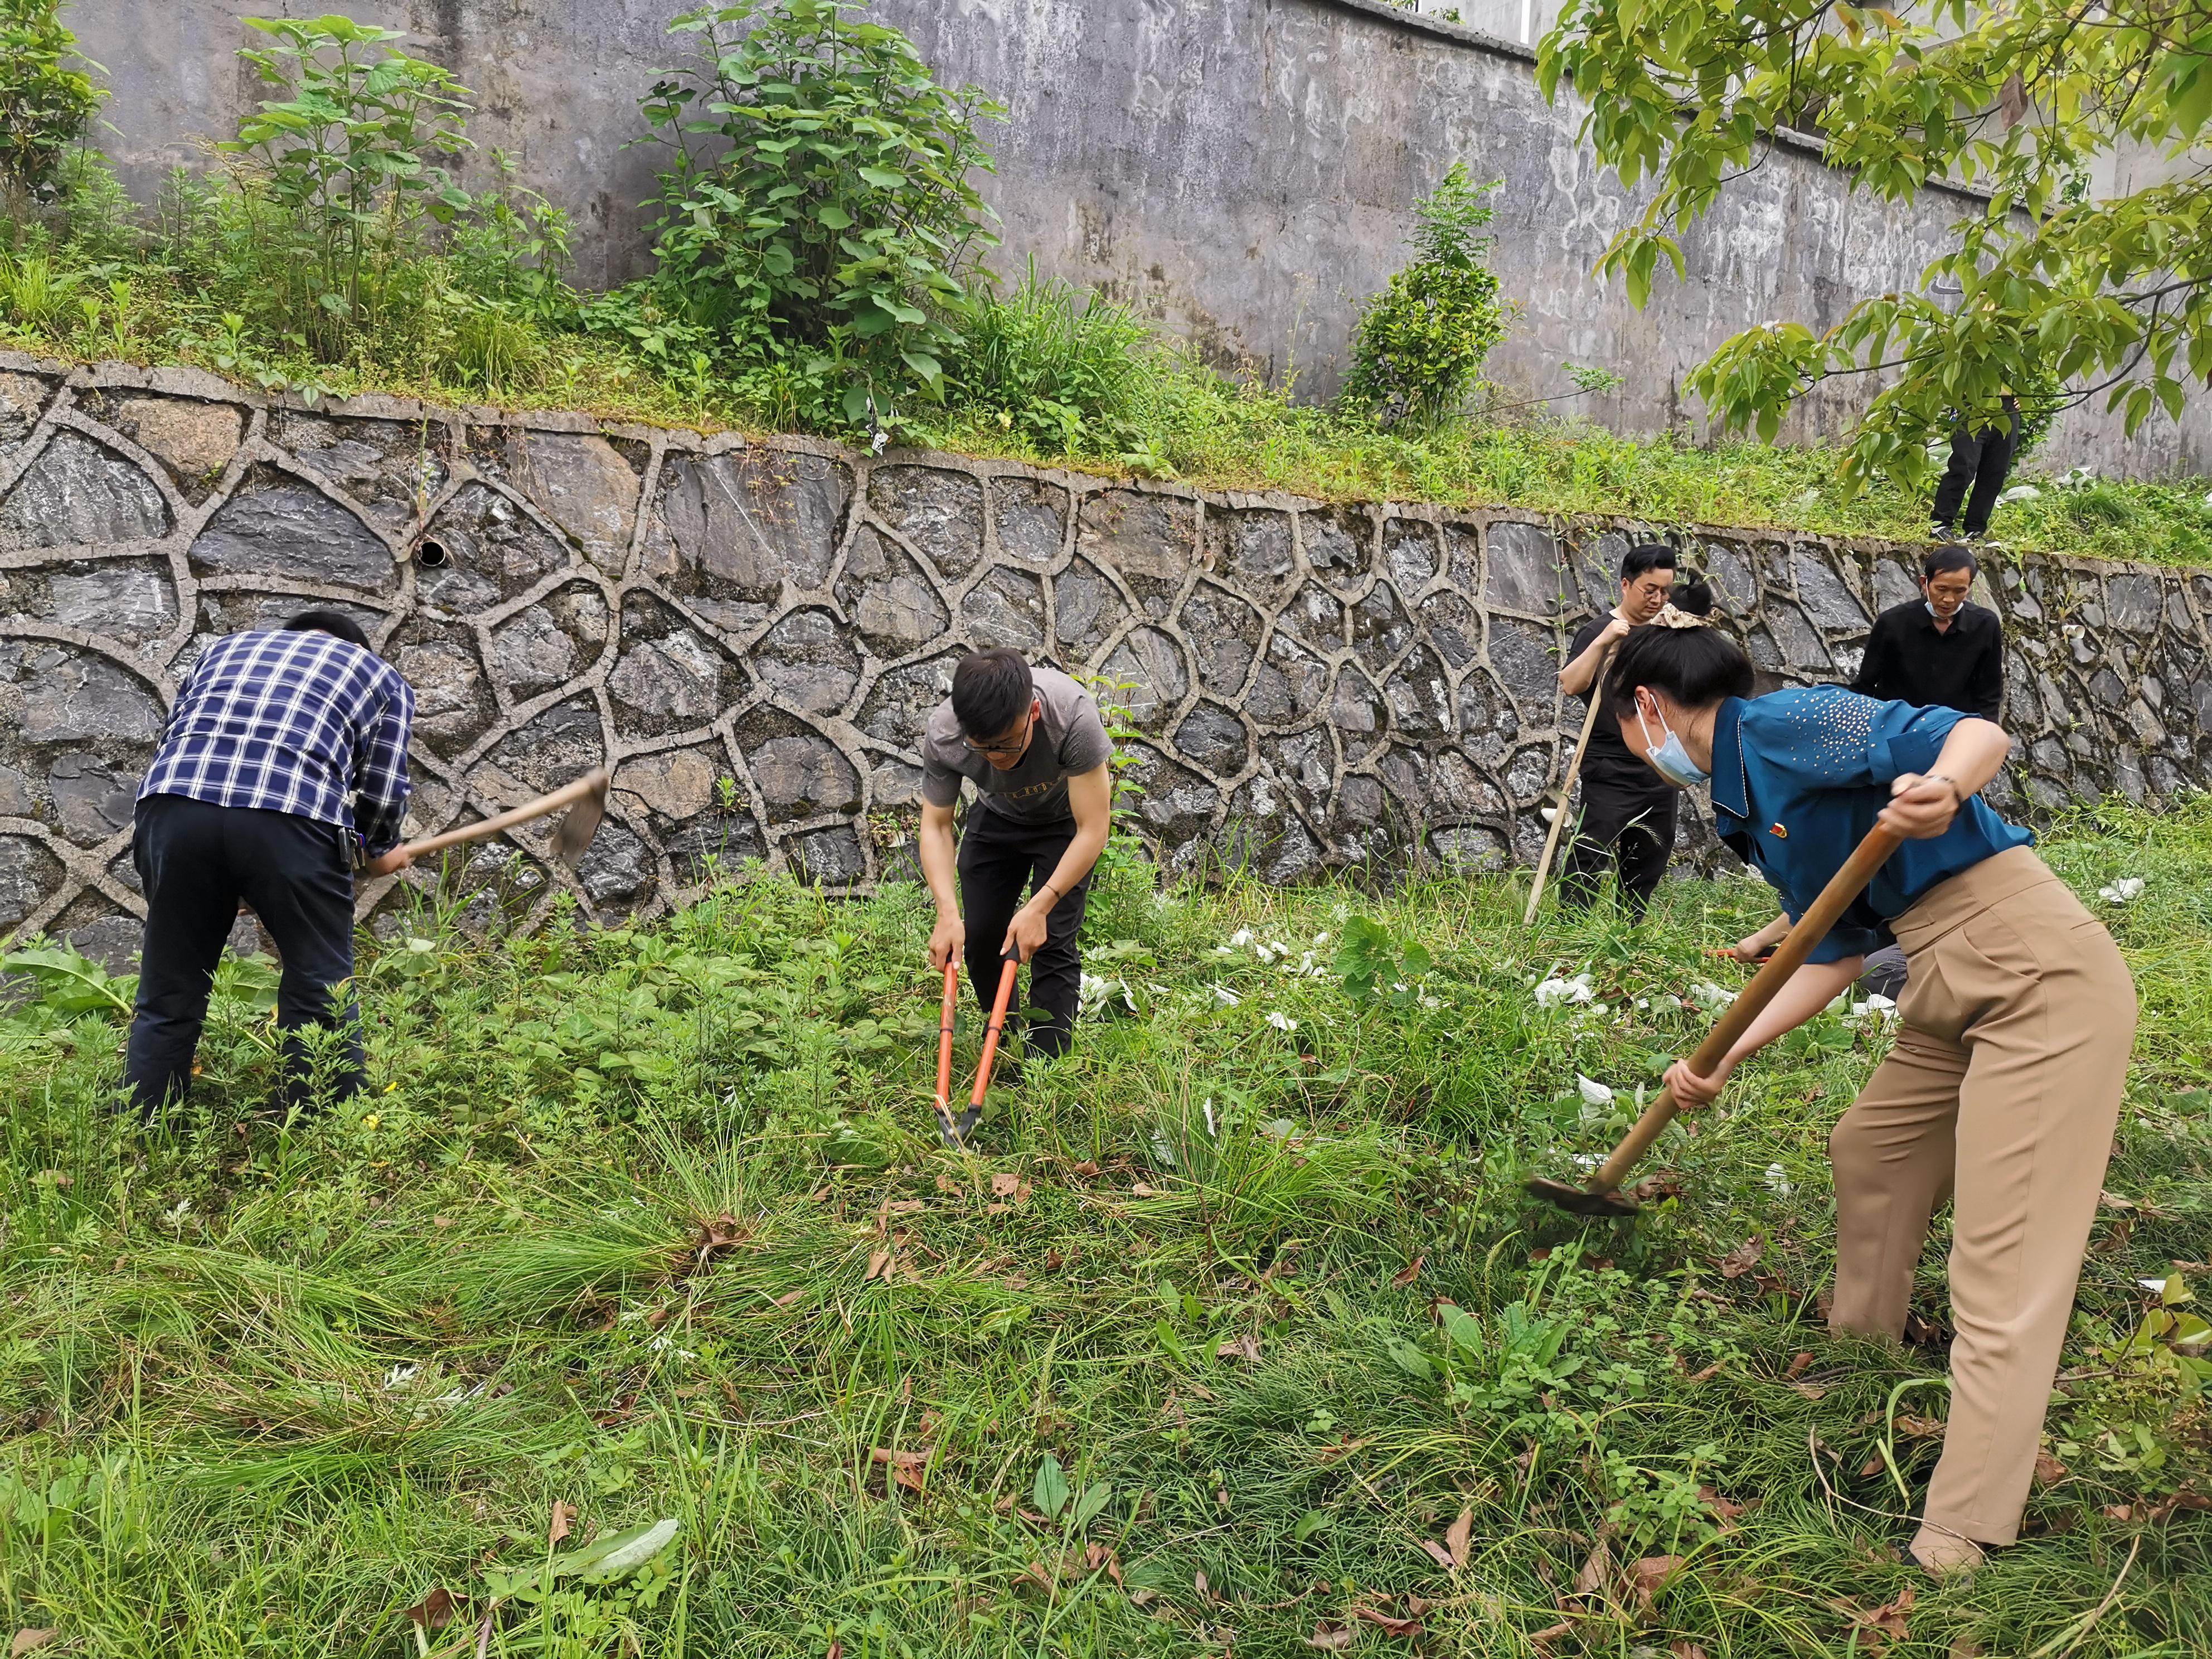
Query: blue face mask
xmin=1637 ymin=703 xmax=1710 ymax=788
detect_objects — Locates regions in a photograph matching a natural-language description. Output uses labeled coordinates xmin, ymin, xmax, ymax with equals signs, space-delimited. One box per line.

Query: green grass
xmin=4 ymin=804 xmax=2210 ymax=1656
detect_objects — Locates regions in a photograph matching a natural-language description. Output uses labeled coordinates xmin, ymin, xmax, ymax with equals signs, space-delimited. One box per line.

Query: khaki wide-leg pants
xmin=1827 ymin=845 xmax=2136 ymax=1546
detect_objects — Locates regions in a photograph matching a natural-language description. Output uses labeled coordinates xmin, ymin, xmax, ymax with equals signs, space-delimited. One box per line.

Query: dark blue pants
xmin=125 ymin=794 xmax=363 ymax=1117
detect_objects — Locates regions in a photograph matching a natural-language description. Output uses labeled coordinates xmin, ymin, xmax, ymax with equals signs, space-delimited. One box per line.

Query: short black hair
xmin=282 ymin=609 xmax=372 ymax=651
xmin=1672 ymin=576 xmax=1715 ymax=617
xmin=1604 ymin=621 xmax=1755 ymax=722
xmin=1922 ymin=544 xmax=1978 ymax=581
xmin=1620 ymin=542 xmax=1677 ymax=583
xmin=950 ymin=648 xmax=1036 ymax=740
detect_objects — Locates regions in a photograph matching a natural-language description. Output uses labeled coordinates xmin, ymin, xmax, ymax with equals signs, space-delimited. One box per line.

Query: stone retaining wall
xmin=3 ymin=358 xmax=2206 ymax=963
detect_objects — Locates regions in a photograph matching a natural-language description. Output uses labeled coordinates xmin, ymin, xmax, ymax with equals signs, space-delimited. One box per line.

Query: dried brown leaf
xmin=1527 ymin=1621 xmax=1576 ymax=1649
xmin=1391 ymin=1255 xmax=1425 ymax=1289
xmin=1444 ymin=1507 xmax=1473 ymax=1569
xmin=1070 ymin=1159 xmax=1102 ymax=1176
xmin=1894 ymin=1414 xmax=1946 ymax=1441
xmin=1304 ymin=1621 xmax=1355 ymax=1650
xmin=1718 ymin=1236 xmax=1764 ymax=1279
xmin=1627 ymin=1171 xmax=1685 ymax=1203
xmin=1130 ymin=1182 xmax=1160 ymax=1197
xmin=547 ymin=1500 xmax=577 ymax=1548
xmin=770 ymin=1287 xmax=805 ymax=1308
xmin=1698 ymin=1484 xmax=1752 ymax=1522
xmin=1353 ymin=1606 xmax=1423 ymax=1638
xmin=405 ymin=1587 xmax=459 ymax=1631
xmin=1418 ymin=1538 xmax=1455 ymax=1569
xmin=991 ymin=1171 xmax=1021 ymax=1197
xmin=1216 ymin=1332 xmax=1262 ymax=1364
xmin=1015 ymin=1560 xmax=1056 ymax=1595
xmin=9 ymin=1634 xmax=57 ymax=1658
xmin=1671 ymin=1645 xmax=1710 ymax=1659
xmin=1573 ymin=1539 xmax=1613 ymax=1598
xmin=1784 ymin=1351 xmax=1814 ymax=1380
xmin=1628 ymin=1554 xmax=1682 ymax=1607
xmin=1830 ymin=1587 xmax=1914 ymax=1653
xmin=864 ymin=1249 xmax=891 ymax=1282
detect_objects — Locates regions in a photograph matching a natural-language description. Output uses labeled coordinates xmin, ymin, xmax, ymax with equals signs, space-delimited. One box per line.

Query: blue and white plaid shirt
xmin=139 ymin=629 xmax=416 ymax=855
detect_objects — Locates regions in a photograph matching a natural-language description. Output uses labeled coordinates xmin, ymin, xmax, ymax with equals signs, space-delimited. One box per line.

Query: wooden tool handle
xmin=1586 ymin=821 xmax=1904 ymax=1193
xmin=401 ymin=768 xmax=607 ymax=860
xmin=1525 ymin=640 xmax=1621 ymax=926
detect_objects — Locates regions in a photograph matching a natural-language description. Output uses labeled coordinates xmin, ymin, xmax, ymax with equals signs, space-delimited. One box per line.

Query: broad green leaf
xmin=1031 ymin=1453 xmax=1070 ymax=1520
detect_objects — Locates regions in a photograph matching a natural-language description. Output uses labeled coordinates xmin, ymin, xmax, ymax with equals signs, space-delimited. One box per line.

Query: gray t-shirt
xmin=920 ymin=665 xmax=1114 ymax=823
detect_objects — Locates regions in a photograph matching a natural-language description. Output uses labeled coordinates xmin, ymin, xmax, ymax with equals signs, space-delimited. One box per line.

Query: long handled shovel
xmin=1526 ymin=821 xmax=1903 ymax=1216
xmin=1524 ymin=643 xmax=1619 ymax=926
xmin=934 ymin=949 xmax=1021 ymax=1149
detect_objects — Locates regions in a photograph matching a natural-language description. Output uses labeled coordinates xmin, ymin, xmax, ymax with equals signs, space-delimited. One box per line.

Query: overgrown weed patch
xmin=3 ymin=804 xmax=2210 ymax=1655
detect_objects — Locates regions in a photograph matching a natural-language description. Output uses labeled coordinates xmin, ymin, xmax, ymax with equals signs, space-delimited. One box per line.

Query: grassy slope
xmin=11 ymin=329 xmax=2212 ymax=571
xmin=3 ymin=807 xmax=2210 ymax=1657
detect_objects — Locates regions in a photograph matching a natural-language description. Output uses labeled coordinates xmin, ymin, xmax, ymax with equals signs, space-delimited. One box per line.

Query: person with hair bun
xmin=1604 ymin=615 xmax=2137 ymax=1578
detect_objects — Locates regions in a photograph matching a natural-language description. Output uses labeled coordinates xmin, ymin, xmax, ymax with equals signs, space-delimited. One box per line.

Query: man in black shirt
xmin=1850 ymin=544 xmax=2004 ymax=720
xmin=1556 ymin=542 xmax=1685 ymax=921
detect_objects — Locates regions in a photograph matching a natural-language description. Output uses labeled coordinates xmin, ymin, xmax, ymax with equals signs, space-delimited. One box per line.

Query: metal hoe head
xmin=550 ymin=769 xmax=611 ymax=867
xmin=1523 ymin=1176 xmax=1641 ymax=1218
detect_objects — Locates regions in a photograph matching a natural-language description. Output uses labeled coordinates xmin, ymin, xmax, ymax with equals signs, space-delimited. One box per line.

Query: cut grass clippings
xmin=3 ymin=799 xmax=2210 ymax=1655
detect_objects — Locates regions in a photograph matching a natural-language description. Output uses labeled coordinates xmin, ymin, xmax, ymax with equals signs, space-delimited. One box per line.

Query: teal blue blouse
xmin=1710 ymin=687 xmax=2034 ymax=963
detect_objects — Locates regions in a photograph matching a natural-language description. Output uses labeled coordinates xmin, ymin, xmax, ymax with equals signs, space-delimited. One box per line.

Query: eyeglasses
xmin=963 ymin=728 xmax=1031 ymax=757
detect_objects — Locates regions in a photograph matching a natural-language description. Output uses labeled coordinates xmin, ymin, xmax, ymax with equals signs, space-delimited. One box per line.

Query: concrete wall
xmin=5 ymin=357 xmax=2207 ymax=964
xmin=62 ymin=0 xmax=2210 ymax=479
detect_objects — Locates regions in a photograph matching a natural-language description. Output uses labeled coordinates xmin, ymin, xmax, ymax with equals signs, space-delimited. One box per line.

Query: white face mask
xmin=1636 ymin=701 xmax=1710 ymax=788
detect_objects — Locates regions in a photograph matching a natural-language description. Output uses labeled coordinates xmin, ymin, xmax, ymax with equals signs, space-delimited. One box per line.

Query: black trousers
xmin=125 ymin=794 xmax=365 ymax=1117
xmin=1560 ymin=782 xmax=1677 ymax=923
xmin=1931 ymin=410 xmax=2020 ymax=537
xmin=956 ymin=809 xmax=1093 ymax=1060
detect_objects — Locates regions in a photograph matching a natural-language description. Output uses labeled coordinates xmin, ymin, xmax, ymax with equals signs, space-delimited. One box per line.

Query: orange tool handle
xmin=934 ymin=962 xmax=958 ymax=1113
xmin=969 ymin=954 xmax=1020 ymax=1109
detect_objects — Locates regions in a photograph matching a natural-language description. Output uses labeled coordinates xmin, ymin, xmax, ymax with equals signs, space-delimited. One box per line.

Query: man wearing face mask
xmin=1851 ymin=544 xmax=2004 ymax=722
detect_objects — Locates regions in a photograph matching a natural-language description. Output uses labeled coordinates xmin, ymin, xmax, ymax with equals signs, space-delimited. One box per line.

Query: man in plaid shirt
xmin=127 ymin=610 xmax=418 ymax=1118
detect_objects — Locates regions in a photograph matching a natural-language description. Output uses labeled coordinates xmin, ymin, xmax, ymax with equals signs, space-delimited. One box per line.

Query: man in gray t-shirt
xmin=920 ymin=649 xmax=1114 ymax=1079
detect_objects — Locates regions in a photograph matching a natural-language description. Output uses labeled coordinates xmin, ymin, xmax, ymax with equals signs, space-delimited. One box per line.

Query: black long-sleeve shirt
xmin=1849 ymin=600 xmax=2004 ymax=721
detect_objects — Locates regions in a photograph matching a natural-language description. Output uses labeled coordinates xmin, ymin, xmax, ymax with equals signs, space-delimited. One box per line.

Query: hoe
xmin=1526 ymin=821 xmax=1902 ymax=1217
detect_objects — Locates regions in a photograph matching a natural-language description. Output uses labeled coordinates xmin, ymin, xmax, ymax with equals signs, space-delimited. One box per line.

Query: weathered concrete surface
xmin=4 ymin=356 xmax=2208 ymax=965
xmin=66 ymin=0 xmax=2207 ymax=477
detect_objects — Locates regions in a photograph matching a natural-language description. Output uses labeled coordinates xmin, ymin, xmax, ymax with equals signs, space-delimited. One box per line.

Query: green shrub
xmin=0 ymin=0 xmax=101 ymax=214
xmin=638 ymin=0 xmax=1003 ymax=429
xmin=1342 ymin=163 xmax=1508 ymax=429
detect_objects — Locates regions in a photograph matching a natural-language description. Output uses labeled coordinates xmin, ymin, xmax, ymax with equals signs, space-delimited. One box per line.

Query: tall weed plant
xmin=637 ymin=0 xmax=1004 ymax=429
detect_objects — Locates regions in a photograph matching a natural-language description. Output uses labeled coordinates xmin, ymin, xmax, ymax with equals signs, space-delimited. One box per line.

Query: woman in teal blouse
xmin=1602 ymin=612 xmax=2137 ymax=1576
